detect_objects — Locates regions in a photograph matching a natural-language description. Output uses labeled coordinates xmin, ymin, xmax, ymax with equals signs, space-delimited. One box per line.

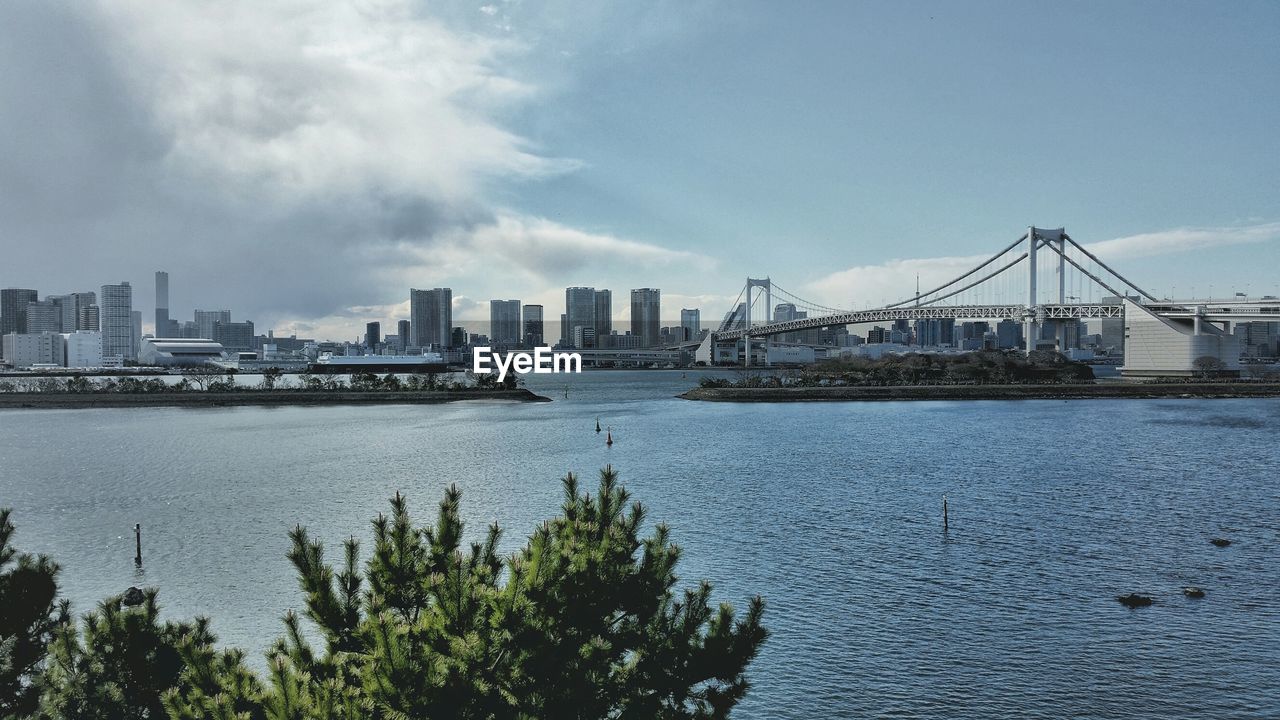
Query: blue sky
xmin=1 ymin=1 xmax=1277 ymax=337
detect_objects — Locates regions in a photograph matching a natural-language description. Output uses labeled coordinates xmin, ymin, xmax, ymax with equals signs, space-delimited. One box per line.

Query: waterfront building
xmin=0 ymin=289 xmax=39 ymax=355
xmin=490 ymin=299 xmax=521 ymax=347
xmin=594 ymin=290 xmax=612 ymax=339
xmin=138 ymin=337 xmax=226 ymax=366
xmin=867 ymin=326 xmax=886 ymax=344
xmin=395 ymin=320 xmax=411 ymax=351
xmin=214 ymin=321 xmax=256 ymax=353
xmin=1 ymin=332 xmax=64 ymax=368
xmin=99 ymin=282 xmax=134 ymax=361
xmin=681 ymin=308 xmax=700 ymax=342
xmin=631 ymin=288 xmax=661 ymax=347
xmin=523 ymin=304 xmax=544 ymax=346
xmin=131 ymin=310 xmax=143 ymax=354
xmin=563 ymin=287 xmax=597 ymax=347
xmin=62 ymin=331 xmax=103 ymax=368
xmin=25 ymin=300 xmax=60 ymax=334
xmin=1121 ymin=299 xmax=1240 ymax=377
xmin=410 ymin=287 xmax=452 ymax=348
xmin=49 ymin=292 xmax=97 ymax=332
xmin=995 ymin=319 xmax=1022 ymax=349
xmin=365 ymin=321 xmax=381 ymax=349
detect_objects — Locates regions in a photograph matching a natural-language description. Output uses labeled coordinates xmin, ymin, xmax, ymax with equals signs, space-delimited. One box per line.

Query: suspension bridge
xmin=704 ymin=226 xmax=1279 ymax=372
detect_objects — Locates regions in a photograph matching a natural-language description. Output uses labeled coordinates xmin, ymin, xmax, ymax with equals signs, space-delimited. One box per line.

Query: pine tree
xmin=0 ymin=508 xmax=70 ymax=718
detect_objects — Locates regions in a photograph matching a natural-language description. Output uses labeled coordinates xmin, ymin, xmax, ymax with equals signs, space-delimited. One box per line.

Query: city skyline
xmin=1 ymin=2 xmax=1278 ymax=341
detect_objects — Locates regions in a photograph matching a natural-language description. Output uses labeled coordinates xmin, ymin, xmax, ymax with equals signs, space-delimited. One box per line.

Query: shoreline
xmin=679 ymin=383 xmax=1280 ymax=402
xmin=0 ymin=388 xmax=552 ymax=409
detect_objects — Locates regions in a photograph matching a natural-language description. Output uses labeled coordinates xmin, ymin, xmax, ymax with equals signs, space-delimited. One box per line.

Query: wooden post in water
xmin=943 ymin=495 xmax=948 ymax=532
xmin=134 ymin=523 xmax=142 ymax=566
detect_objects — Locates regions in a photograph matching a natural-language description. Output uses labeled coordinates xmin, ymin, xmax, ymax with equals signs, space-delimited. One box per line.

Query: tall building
xmin=214 ymin=320 xmax=255 ymax=352
xmin=410 ymin=287 xmax=452 ymax=348
xmin=99 ymin=282 xmax=134 ymax=360
xmin=194 ymin=310 xmax=231 ymax=340
xmin=365 ymin=321 xmax=381 ymax=349
xmin=25 ymin=300 xmax=60 ymax=334
xmin=155 ymin=271 xmax=179 ymax=337
xmin=51 ymin=292 xmax=96 ymax=331
xmin=523 ymin=304 xmax=545 ymax=346
xmin=680 ymin=309 xmax=700 ymax=342
xmin=564 ymin=287 xmax=597 ymax=347
xmin=489 ymin=300 xmax=521 ymax=347
xmin=995 ymin=319 xmax=1022 ymax=349
xmin=1 ymin=289 xmax=39 ymax=354
xmin=631 ymin=288 xmax=661 ymax=347
xmin=594 ymin=290 xmax=612 ymax=339
xmin=396 ymin=319 xmax=411 ymax=351
xmin=131 ymin=310 xmax=142 ymax=354
xmin=79 ymin=305 xmax=100 ymax=332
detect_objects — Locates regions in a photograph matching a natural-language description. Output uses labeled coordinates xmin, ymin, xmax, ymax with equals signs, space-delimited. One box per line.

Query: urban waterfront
xmin=2 ymin=371 xmax=1278 ymax=718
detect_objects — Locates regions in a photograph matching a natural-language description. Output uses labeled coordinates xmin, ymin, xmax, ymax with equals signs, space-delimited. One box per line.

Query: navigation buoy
xmin=596 ymin=417 xmax=601 ymax=433
xmin=606 ymin=427 xmax=613 ymax=447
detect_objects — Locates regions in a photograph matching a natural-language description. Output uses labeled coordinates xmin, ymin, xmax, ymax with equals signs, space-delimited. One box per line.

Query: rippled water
xmin=2 ymin=371 xmax=1278 ymax=718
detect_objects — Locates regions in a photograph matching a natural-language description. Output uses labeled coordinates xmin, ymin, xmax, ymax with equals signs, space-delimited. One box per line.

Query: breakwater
xmin=0 ymin=388 xmax=551 ymax=409
xmin=680 ymin=382 xmax=1280 ymax=402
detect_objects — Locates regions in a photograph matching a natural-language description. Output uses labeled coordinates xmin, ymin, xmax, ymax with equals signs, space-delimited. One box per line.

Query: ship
xmin=310 ymin=351 xmax=450 ymax=374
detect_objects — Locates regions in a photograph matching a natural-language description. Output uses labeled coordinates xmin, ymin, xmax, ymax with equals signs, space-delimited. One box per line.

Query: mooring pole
xmin=943 ymin=495 xmax=949 ymax=532
xmin=134 ymin=523 xmax=142 ymax=566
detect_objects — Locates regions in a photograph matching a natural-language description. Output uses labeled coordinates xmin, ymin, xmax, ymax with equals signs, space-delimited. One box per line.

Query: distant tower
xmin=523 ymin=304 xmax=545 ymax=346
xmin=396 ymin=319 xmax=411 ymax=351
xmin=365 ymin=321 xmax=380 ymax=349
xmin=630 ymin=288 xmax=661 ymax=347
xmin=409 ymin=288 xmax=452 ymax=349
xmin=489 ymin=300 xmax=521 ymax=347
xmin=155 ymin=271 xmax=171 ymax=338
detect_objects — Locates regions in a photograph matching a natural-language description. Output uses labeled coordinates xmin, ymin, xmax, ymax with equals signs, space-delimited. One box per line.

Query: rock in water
xmin=1182 ymin=587 xmax=1206 ymax=599
xmin=1210 ymin=538 xmax=1232 ymax=548
xmin=1117 ymin=593 xmax=1153 ymax=609
xmin=122 ymin=586 xmax=145 ymax=607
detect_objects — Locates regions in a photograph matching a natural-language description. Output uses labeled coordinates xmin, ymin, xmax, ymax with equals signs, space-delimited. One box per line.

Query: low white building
xmin=62 ymin=331 xmax=102 ymax=369
xmin=2 ymin=332 xmax=64 ymax=368
xmin=138 ymin=337 xmax=226 ymax=366
xmin=1122 ymin=300 xmax=1240 ymax=377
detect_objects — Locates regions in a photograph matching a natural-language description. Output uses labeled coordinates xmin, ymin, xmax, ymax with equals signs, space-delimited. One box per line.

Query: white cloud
xmin=1082 ymin=222 xmax=1280 ymax=260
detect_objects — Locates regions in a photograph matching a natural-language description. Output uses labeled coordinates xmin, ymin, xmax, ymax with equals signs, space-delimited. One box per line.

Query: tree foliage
xmin=0 ymin=508 xmax=69 ymax=718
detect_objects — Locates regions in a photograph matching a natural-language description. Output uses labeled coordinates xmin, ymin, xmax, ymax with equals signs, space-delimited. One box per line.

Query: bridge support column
xmin=1025 ymin=226 xmax=1038 ymax=355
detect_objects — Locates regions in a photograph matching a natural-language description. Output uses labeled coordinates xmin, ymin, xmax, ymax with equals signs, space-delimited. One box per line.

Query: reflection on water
xmin=2 ymin=371 xmax=1278 ymax=718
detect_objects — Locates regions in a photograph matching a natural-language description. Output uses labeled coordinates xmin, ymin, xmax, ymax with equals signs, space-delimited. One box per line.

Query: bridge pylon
xmin=743 ymin=277 xmax=771 ymax=367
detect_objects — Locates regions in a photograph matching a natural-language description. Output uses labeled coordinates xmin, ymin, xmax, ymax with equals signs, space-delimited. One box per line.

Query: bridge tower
xmin=1025 ymin=226 xmax=1068 ymax=355
xmin=1025 ymin=226 xmax=1037 ymax=355
xmin=743 ymin=277 xmax=771 ymax=367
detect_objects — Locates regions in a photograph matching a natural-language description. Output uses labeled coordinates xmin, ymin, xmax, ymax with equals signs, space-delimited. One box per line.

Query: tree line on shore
xmin=701 ymin=350 xmax=1096 ymax=388
xmin=1 ymin=467 xmax=766 ymax=719
xmin=0 ymin=367 xmax=520 ymax=395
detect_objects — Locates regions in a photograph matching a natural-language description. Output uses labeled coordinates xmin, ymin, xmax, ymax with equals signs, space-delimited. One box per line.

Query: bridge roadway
xmin=713 ymin=301 xmax=1280 ymax=341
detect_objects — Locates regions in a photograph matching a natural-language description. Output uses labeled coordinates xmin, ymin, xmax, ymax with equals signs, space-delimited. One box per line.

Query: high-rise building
xmin=25 ymin=300 xmax=60 ymax=334
xmin=396 ymin=319 xmax=411 ymax=351
xmin=99 ymin=282 xmax=134 ymax=360
xmin=523 ymin=304 xmax=545 ymax=346
xmin=564 ymin=287 xmax=597 ymax=347
xmin=131 ymin=310 xmax=143 ymax=354
xmin=995 ymin=319 xmax=1022 ymax=349
xmin=630 ymin=288 xmax=661 ymax=347
xmin=194 ymin=310 xmax=231 ymax=341
xmin=155 ymin=271 xmax=179 ymax=337
xmin=867 ymin=326 xmax=886 ymax=344
xmin=1 ymin=289 xmax=39 ymax=355
xmin=680 ymin=309 xmax=700 ymax=342
xmin=489 ymin=300 xmax=521 ymax=347
xmin=365 ymin=321 xmax=381 ymax=349
xmin=410 ymin=288 xmax=452 ymax=348
xmin=79 ymin=305 xmax=100 ymax=332
xmin=594 ymin=290 xmax=612 ymax=339
xmin=50 ymin=292 xmax=97 ymax=331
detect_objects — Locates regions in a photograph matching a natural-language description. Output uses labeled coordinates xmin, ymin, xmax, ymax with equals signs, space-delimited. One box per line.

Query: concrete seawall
xmin=679 ymin=383 xmax=1280 ymax=402
xmin=0 ymin=388 xmax=552 ymax=409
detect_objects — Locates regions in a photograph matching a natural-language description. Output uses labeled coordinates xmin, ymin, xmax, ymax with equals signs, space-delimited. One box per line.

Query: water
xmin=2 ymin=371 xmax=1278 ymax=718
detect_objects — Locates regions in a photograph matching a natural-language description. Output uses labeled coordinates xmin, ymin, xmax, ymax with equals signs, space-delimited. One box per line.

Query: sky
xmin=2 ymin=0 xmax=1278 ymax=340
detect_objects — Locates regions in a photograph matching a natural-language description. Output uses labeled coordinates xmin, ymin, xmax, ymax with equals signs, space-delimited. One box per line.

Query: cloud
xmin=1082 ymin=222 xmax=1280 ymax=260
xmin=0 ymin=0 xmax=697 ymax=336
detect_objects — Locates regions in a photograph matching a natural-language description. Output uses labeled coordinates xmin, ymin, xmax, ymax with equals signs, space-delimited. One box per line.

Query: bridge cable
xmin=911 ymin=252 xmax=1029 ymax=308
xmin=1040 ymin=242 xmax=1127 ymax=301
xmin=1063 ymin=235 xmax=1159 ymax=303
xmin=882 ymin=232 xmax=1029 ymax=308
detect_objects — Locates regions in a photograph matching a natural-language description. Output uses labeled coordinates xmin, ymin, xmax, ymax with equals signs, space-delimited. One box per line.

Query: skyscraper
xmin=564 ymin=287 xmax=596 ymax=347
xmin=630 ymin=288 xmax=661 ymax=347
xmin=680 ymin=308 xmax=700 ymax=342
xmin=396 ymin=319 xmax=411 ymax=351
xmin=523 ymin=304 xmax=544 ymax=346
xmin=1 ymin=288 xmax=39 ymax=344
xmin=99 ymin=282 xmax=134 ymax=360
xmin=365 ymin=321 xmax=381 ymax=349
xmin=25 ymin=300 xmax=60 ymax=334
xmin=79 ymin=305 xmax=100 ymax=332
xmin=52 ymin=292 xmax=96 ymax=331
xmin=594 ymin=289 xmax=612 ymax=339
xmin=489 ymin=300 xmax=521 ymax=347
xmin=131 ymin=310 xmax=143 ymax=355
xmin=155 ymin=271 xmax=178 ymax=337
xmin=410 ymin=288 xmax=452 ymax=348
